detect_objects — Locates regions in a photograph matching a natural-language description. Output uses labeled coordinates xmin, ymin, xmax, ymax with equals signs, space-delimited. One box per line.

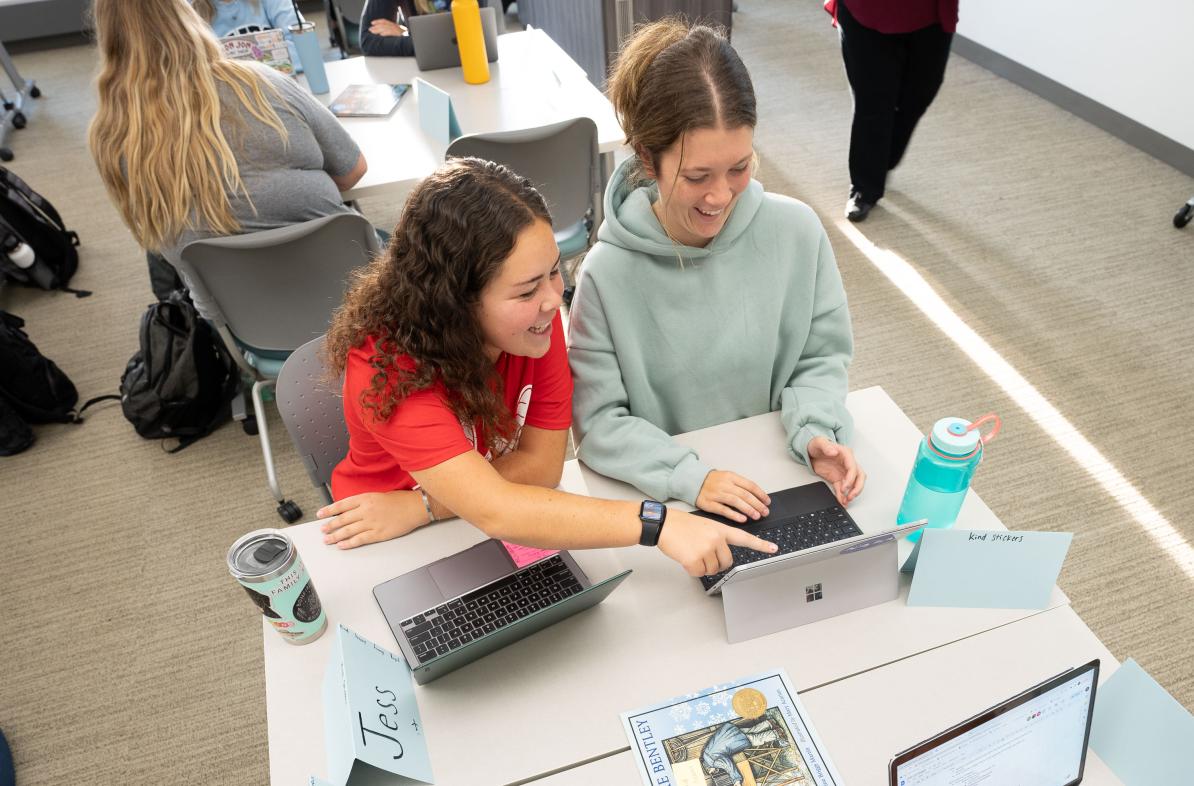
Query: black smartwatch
xmin=638 ymin=500 xmax=667 ymax=547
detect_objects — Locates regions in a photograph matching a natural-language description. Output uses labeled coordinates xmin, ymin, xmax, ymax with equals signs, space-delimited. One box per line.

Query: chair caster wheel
xmin=241 ymin=415 xmax=259 ymax=435
xmin=11 ymin=112 xmax=26 ymax=129
xmin=0 ymin=148 xmax=11 ymax=162
xmin=1175 ymin=203 xmax=1193 ymax=229
xmin=277 ymin=500 xmax=303 ymax=524
xmin=30 ymin=86 xmax=41 ymax=98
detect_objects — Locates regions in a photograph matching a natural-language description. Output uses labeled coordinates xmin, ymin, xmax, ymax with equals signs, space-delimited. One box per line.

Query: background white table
xmin=264 ymin=387 xmax=1077 ymax=785
xmin=522 ymin=606 xmax=1125 ymax=786
xmin=318 ymin=30 xmax=624 ymax=202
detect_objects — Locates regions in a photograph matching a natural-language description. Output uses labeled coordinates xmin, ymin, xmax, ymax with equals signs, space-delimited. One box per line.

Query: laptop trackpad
xmin=429 ymin=538 xmax=516 ymax=600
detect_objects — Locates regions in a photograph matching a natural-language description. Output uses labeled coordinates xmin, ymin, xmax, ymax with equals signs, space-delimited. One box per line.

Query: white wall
xmin=958 ymin=0 xmax=1194 ymax=150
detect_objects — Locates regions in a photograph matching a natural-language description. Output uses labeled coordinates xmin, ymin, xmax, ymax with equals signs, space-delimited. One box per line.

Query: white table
xmin=263 ymin=387 xmax=1079 ymax=785
xmin=318 ymin=30 xmax=624 ymax=201
xmin=525 ymin=607 xmax=1125 ymax=786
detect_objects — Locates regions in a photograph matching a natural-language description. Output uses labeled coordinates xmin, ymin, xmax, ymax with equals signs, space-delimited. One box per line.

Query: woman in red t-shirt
xmin=317 ymin=158 xmax=776 ymax=577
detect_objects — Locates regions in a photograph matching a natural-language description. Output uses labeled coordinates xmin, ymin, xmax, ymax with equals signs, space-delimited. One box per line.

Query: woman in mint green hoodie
xmin=569 ymin=19 xmax=866 ymax=524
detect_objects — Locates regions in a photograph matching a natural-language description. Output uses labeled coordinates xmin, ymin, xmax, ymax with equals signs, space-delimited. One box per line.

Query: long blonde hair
xmin=88 ymin=0 xmax=288 ymax=252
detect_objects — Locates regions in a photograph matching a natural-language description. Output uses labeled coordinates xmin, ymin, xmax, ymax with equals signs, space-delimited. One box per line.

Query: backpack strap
xmin=71 ymin=394 xmax=121 ymax=423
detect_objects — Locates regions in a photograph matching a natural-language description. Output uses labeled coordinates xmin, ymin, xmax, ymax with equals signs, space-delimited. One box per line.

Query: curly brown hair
xmin=326 ymin=158 xmax=552 ymax=452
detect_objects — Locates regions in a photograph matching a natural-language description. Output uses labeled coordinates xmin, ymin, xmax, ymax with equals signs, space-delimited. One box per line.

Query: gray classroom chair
xmin=275 ymin=335 xmax=349 ymax=505
xmin=446 ymin=116 xmax=600 ymax=298
xmin=177 ymin=213 xmax=379 ymax=523
xmin=329 ymin=0 xmax=367 ymax=56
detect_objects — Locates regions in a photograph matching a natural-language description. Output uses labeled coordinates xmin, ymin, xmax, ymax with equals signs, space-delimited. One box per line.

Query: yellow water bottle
xmin=451 ymin=0 xmax=490 ymax=85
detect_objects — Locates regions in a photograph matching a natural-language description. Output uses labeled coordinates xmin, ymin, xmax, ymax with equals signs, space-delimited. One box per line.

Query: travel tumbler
xmin=228 ymin=528 xmax=327 ymax=644
xmin=289 ymin=21 xmax=330 ymax=94
xmin=451 ymin=0 xmax=491 ymax=84
xmin=896 ymin=413 xmax=1001 ymax=542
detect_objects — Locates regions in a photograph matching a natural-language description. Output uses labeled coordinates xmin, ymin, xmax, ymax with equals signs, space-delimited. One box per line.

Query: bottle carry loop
xmin=965 ymin=413 xmax=1002 ymax=444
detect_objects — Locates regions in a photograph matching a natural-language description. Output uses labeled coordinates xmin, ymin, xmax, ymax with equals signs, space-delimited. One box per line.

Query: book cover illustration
xmin=220 ymin=29 xmax=294 ymax=75
xmin=622 ymin=670 xmax=842 ymax=786
xmin=330 ymin=84 xmax=411 ymax=118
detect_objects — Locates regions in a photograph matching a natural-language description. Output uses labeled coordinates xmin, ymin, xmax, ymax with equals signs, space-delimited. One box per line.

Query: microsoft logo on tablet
xmin=805 ymin=583 xmax=823 ymax=602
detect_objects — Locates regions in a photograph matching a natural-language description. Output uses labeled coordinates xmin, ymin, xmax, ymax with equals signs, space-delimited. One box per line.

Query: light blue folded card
xmin=1090 ymin=659 xmax=1194 ymax=786
xmin=414 ymin=78 xmax=461 ymax=145
xmin=902 ymin=529 xmax=1071 ymax=609
xmin=322 ymin=624 xmax=434 ymax=786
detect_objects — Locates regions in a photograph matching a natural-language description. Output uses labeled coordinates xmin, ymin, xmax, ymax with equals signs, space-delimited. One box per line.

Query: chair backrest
xmin=178 ymin=213 xmax=380 ymax=353
xmin=337 ymin=0 xmax=368 ymax=19
xmin=445 ymin=116 xmax=599 ymax=232
xmin=276 ymin=335 xmax=349 ymax=500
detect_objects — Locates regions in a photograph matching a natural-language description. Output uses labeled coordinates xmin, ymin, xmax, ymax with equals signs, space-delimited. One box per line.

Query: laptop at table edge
xmin=888 ymin=658 xmax=1102 ymax=786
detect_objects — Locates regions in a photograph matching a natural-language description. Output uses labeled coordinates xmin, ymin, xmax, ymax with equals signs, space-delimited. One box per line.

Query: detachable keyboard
xmin=398 ymin=554 xmax=583 ymax=663
xmin=697 ymin=499 xmax=863 ymax=592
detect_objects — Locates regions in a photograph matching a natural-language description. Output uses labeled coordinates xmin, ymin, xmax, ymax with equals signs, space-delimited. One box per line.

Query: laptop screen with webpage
xmin=891 ymin=659 xmax=1099 ymax=786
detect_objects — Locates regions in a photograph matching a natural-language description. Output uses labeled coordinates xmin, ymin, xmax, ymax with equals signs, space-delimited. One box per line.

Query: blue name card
xmin=901 ymin=529 xmax=1072 ymax=609
xmin=1090 ymin=659 xmax=1194 ymax=785
xmin=414 ymin=78 xmax=461 ymax=145
xmin=321 ymin=624 xmax=434 ymax=786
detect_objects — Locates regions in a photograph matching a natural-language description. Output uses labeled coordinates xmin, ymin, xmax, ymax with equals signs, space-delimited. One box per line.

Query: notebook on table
xmin=329 ymin=83 xmax=410 ymax=117
xmin=374 ymin=538 xmax=630 ymax=684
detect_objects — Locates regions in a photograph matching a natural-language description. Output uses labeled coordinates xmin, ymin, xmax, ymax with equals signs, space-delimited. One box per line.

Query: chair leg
xmin=252 ymin=378 xmax=304 ymax=523
xmin=251 ymin=379 xmax=282 ymax=502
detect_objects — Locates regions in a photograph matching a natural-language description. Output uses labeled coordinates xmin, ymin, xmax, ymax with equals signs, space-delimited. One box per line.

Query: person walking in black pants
xmin=828 ymin=0 xmax=958 ymax=222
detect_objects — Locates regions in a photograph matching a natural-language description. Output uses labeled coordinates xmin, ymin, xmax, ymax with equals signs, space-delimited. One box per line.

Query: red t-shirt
xmin=331 ymin=313 xmax=573 ymax=499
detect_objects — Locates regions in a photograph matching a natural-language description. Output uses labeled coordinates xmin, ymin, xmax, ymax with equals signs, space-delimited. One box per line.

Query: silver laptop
xmin=374 ymin=538 xmax=630 ymax=684
xmin=407 ymin=8 xmax=500 ymax=72
xmin=890 ymin=659 xmax=1101 ymax=786
xmin=694 ymin=481 xmax=875 ymax=594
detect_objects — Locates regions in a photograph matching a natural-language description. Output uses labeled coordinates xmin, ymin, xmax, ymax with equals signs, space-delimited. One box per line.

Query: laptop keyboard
xmin=700 ymin=503 xmax=863 ymax=589
xmin=398 ymin=554 xmax=583 ymax=663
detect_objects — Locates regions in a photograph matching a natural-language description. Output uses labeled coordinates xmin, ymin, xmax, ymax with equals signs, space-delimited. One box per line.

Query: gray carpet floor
xmin=1 ymin=2 xmax=1191 ymax=784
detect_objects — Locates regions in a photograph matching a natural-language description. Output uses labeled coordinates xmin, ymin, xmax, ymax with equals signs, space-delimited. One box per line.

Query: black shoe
xmin=845 ymin=192 xmax=876 ymax=223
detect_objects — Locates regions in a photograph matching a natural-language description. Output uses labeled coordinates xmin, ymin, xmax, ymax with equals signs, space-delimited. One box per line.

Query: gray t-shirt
xmin=161 ymin=65 xmax=363 ymax=320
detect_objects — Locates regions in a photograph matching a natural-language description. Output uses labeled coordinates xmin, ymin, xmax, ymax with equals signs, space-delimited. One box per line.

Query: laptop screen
xmin=892 ymin=660 xmax=1099 ymax=786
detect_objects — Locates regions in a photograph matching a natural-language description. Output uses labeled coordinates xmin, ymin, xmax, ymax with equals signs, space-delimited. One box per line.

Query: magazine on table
xmin=329 ymin=84 xmax=410 ymax=118
xmin=621 ymin=669 xmax=843 ymax=786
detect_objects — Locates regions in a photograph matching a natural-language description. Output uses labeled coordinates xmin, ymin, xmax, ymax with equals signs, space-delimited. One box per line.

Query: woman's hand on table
xmin=317 ymin=491 xmax=430 ymax=549
xmin=807 ymin=436 xmax=865 ymax=506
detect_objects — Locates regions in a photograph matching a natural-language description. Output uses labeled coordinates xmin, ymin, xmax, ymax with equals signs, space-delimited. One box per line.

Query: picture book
xmin=220 ymin=29 xmax=294 ymax=75
xmin=329 ymin=84 xmax=411 ymax=118
xmin=622 ymin=669 xmax=843 ymax=786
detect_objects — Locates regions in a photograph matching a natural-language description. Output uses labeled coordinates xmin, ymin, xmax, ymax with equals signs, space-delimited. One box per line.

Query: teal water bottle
xmin=896 ymin=413 xmax=1001 ymax=542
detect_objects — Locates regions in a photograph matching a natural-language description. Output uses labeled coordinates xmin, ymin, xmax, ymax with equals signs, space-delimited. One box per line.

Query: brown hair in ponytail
xmin=606 ymin=17 xmax=757 ymax=185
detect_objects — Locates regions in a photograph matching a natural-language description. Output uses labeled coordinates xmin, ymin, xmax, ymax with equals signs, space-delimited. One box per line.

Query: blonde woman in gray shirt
xmin=89 ymin=0 xmax=368 ymax=317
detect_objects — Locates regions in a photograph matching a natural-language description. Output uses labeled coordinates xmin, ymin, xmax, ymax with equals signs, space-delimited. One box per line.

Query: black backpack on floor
xmin=0 ymin=164 xmax=87 ymax=297
xmin=0 ymin=309 xmax=80 ymax=423
xmin=119 ymin=294 xmax=240 ymax=452
xmin=0 ymin=310 xmax=115 ymax=456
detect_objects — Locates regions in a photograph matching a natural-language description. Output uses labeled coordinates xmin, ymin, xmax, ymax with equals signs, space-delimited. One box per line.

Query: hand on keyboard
xmin=660 ymin=509 xmax=778 ymax=577
xmin=696 ymin=470 xmax=772 ymax=523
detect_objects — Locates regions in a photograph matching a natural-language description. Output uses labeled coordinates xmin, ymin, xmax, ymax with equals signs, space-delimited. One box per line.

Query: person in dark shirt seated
xmin=359 ymin=0 xmax=495 ymax=57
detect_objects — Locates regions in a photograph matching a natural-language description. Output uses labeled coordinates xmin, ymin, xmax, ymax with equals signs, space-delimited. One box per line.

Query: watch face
xmin=641 ymin=500 xmax=665 ymax=522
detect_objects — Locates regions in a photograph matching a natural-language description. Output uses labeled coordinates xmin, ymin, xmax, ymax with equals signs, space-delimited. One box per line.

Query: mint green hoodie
xmin=568 ymin=157 xmax=854 ymax=505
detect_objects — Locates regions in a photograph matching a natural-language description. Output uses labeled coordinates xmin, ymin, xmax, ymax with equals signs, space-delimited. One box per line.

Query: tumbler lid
xmin=227 ymin=530 xmax=293 ymax=579
xmin=930 ymin=417 xmax=981 ymax=457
